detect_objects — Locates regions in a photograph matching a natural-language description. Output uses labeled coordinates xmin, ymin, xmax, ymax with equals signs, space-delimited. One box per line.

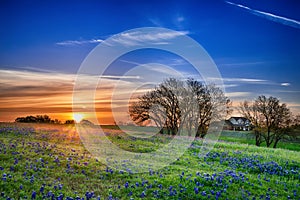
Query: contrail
xmin=225 ymin=1 xmax=300 ymax=29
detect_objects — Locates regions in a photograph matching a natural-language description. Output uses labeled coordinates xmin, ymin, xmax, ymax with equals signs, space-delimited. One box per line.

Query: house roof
xmin=225 ymin=117 xmax=251 ymax=127
xmin=229 ymin=116 xmax=249 ymax=121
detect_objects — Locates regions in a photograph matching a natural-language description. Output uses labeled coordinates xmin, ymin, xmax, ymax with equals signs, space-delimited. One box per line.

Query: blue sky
xmin=0 ymin=0 xmax=300 ymax=122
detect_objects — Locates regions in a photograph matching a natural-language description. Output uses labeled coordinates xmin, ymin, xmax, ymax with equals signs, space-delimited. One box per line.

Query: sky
xmin=0 ymin=0 xmax=300 ymax=124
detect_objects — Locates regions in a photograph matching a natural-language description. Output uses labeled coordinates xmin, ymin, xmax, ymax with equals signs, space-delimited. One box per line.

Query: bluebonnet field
xmin=0 ymin=123 xmax=299 ymax=199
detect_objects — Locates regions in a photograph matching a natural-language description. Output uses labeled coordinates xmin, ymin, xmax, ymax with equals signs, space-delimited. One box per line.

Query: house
xmin=224 ymin=117 xmax=251 ymax=131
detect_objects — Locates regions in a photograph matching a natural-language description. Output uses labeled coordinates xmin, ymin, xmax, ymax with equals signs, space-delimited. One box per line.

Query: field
xmin=0 ymin=123 xmax=299 ymax=199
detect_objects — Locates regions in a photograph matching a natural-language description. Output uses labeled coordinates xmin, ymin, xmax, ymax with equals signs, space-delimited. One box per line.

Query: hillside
xmin=0 ymin=123 xmax=299 ymax=199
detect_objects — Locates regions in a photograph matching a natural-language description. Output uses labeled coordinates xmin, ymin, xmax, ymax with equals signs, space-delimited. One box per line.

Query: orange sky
xmin=0 ymin=69 xmax=145 ymax=124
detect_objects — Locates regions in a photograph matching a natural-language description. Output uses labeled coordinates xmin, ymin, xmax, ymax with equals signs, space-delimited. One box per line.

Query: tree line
xmin=15 ymin=115 xmax=75 ymax=124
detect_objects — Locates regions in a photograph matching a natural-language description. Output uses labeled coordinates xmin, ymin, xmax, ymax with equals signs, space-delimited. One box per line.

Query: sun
xmin=73 ymin=113 xmax=84 ymax=123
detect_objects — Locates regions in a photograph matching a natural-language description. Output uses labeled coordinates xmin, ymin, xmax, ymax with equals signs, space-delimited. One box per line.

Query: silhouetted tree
xmin=239 ymin=101 xmax=264 ymax=146
xmin=129 ymin=78 xmax=229 ymax=137
xmin=65 ymin=119 xmax=75 ymax=124
xmin=239 ymin=95 xmax=292 ymax=148
xmin=15 ymin=115 xmax=61 ymax=124
xmin=187 ymin=79 xmax=231 ymax=137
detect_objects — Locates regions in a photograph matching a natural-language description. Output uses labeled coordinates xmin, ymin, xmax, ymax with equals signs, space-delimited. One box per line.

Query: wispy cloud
xmin=219 ymin=61 xmax=267 ymax=67
xmin=143 ymin=64 xmax=184 ymax=77
xmin=281 ymin=82 xmax=291 ymax=86
xmin=105 ymin=30 xmax=190 ymax=47
xmin=116 ymin=61 xmax=190 ymax=83
xmin=173 ymin=15 xmax=186 ymax=30
xmin=226 ymin=92 xmax=252 ymax=98
xmin=119 ymin=59 xmax=143 ymax=66
xmin=224 ymin=78 xmax=267 ymax=83
xmin=0 ymin=69 xmax=144 ymax=122
xmin=225 ymin=1 xmax=300 ymax=29
xmin=275 ymin=90 xmax=299 ymax=93
xmin=177 ymin=16 xmax=185 ymax=23
xmin=57 ymin=29 xmax=189 ymax=47
xmin=56 ymin=39 xmax=103 ymax=46
xmin=120 ymin=58 xmax=189 ymax=68
xmin=148 ymin=18 xmax=163 ymax=27
xmin=209 ymin=77 xmax=268 ymax=83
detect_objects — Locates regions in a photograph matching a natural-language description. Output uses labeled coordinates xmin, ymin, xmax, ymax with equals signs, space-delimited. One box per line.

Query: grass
xmin=0 ymin=123 xmax=299 ymax=199
xmin=220 ymin=130 xmax=300 ymax=151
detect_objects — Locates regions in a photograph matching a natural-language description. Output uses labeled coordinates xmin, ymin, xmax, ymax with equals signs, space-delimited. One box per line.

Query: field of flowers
xmin=0 ymin=123 xmax=299 ymax=199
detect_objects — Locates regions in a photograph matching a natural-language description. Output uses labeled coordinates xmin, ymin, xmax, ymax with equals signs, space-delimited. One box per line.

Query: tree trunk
xmin=255 ymin=130 xmax=263 ymax=147
xmin=197 ymin=125 xmax=206 ymax=138
xmin=273 ymin=138 xmax=280 ymax=148
xmin=255 ymin=134 xmax=261 ymax=146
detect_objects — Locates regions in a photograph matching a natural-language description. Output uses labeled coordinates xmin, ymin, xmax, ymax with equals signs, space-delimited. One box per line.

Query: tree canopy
xmin=239 ymin=95 xmax=295 ymax=148
xmin=129 ymin=78 xmax=230 ymax=137
xmin=15 ymin=115 xmax=61 ymax=124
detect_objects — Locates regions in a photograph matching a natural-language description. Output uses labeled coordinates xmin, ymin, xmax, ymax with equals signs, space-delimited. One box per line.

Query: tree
xmin=15 ymin=115 xmax=37 ymax=123
xmin=187 ymin=79 xmax=230 ymax=137
xmin=130 ymin=78 xmax=181 ymax=135
xmin=15 ymin=115 xmax=61 ymax=124
xmin=65 ymin=120 xmax=75 ymax=124
xmin=129 ymin=78 xmax=229 ymax=137
xmin=239 ymin=101 xmax=264 ymax=146
xmin=239 ymin=95 xmax=292 ymax=148
xmin=288 ymin=114 xmax=300 ymax=141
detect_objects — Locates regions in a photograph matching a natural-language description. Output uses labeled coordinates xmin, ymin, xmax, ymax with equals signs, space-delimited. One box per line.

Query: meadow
xmin=0 ymin=123 xmax=299 ymax=199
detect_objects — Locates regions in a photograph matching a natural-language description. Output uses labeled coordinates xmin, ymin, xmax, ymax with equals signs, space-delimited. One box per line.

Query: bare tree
xmin=130 ymin=78 xmax=183 ymax=135
xmin=129 ymin=78 xmax=229 ymax=137
xmin=186 ymin=79 xmax=230 ymax=137
xmin=239 ymin=95 xmax=292 ymax=148
xmin=283 ymin=114 xmax=300 ymax=143
xmin=239 ymin=101 xmax=264 ymax=146
xmin=130 ymin=90 xmax=166 ymax=133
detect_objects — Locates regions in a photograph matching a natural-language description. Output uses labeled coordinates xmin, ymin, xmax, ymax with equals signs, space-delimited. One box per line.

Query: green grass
xmin=220 ymin=130 xmax=300 ymax=151
xmin=0 ymin=123 xmax=299 ymax=199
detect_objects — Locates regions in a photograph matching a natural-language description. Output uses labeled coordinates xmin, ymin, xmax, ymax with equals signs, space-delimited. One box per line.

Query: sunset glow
xmin=73 ymin=113 xmax=84 ymax=123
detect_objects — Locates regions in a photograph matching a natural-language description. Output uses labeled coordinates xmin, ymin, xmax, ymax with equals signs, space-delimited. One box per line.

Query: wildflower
xmin=31 ymin=191 xmax=36 ymax=199
xmin=194 ymin=187 xmax=199 ymax=194
xmin=125 ymin=182 xmax=129 ymax=188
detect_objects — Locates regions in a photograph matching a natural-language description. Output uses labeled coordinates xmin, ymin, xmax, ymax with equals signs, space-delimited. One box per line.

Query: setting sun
xmin=73 ymin=113 xmax=84 ymax=123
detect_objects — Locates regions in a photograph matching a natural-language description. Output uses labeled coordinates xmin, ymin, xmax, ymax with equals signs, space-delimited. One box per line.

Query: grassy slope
xmin=220 ymin=131 xmax=300 ymax=152
xmin=0 ymin=123 xmax=299 ymax=199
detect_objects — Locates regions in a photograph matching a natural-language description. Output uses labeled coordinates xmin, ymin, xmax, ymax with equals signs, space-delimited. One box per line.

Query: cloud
xmin=224 ymin=84 xmax=239 ymax=88
xmin=225 ymin=92 xmax=252 ymax=98
xmin=281 ymin=82 xmax=291 ymax=86
xmin=0 ymin=69 xmax=145 ymax=123
xmin=225 ymin=1 xmax=300 ymax=29
xmin=148 ymin=18 xmax=163 ymax=27
xmin=177 ymin=16 xmax=185 ymax=23
xmin=105 ymin=30 xmax=190 ymax=47
xmin=119 ymin=59 xmax=143 ymax=66
xmin=224 ymin=78 xmax=266 ymax=82
xmin=219 ymin=61 xmax=266 ymax=67
xmin=56 ymin=39 xmax=103 ymax=46
xmin=57 ymin=29 xmax=190 ymax=47
xmin=120 ymin=58 xmax=189 ymax=68
xmin=208 ymin=77 xmax=268 ymax=83
xmin=143 ymin=64 xmax=184 ymax=77
xmin=275 ymin=90 xmax=299 ymax=93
